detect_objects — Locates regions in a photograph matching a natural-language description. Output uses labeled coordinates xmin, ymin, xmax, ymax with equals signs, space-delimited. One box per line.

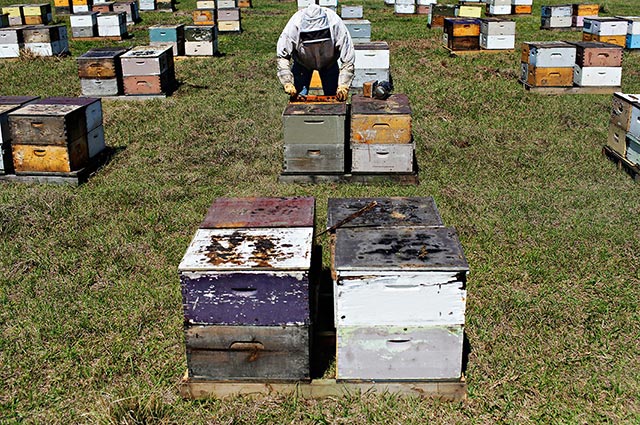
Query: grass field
xmin=2 ymin=0 xmax=640 ymax=422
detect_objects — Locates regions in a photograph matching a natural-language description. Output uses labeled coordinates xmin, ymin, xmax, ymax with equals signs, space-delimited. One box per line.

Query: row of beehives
xmin=149 ymin=24 xmax=218 ymax=57
xmin=428 ymin=1 xmax=531 ymax=26
xmin=69 ymin=10 xmax=133 ymax=39
xmin=582 ymin=17 xmax=640 ymax=50
xmin=0 ymin=24 xmax=69 ymax=58
xmin=78 ymin=45 xmax=177 ymax=97
xmin=608 ymin=93 xmax=640 ymax=168
xmin=282 ymin=94 xmax=414 ymax=175
xmin=485 ymin=0 xmax=532 ymax=16
xmin=540 ymin=3 xmax=599 ymax=30
xmin=193 ymin=1 xmax=242 ymax=33
xmin=0 ymin=96 xmax=105 ymax=175
xmin=178 ymin=196 xmax=469 ymax=382
xmin=443 ymin=17 xmax=516 ymax=51
xmin=521 ymin=41 xmax=623 ymax=88
xmin=54 ymin=0 xmax=174 ymax=14
xmin=0 ymin=4 xmax=52 ymax=26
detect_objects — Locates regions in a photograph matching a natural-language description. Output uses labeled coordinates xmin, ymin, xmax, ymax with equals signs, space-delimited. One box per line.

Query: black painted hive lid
xmin=327 ymin=197 xmax=443 ymax=229
xmin=350 ymin=94 xmax=411 ymax=115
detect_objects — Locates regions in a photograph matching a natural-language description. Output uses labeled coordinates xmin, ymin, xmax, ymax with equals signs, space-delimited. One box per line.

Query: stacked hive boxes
xmin=72 ymin=0 xmax=93 ymax=14
xmin=112 ymin=1 xmax=139 ymax=24
xmin=282 ymin=101 xmax=347 ymax=174
xmin=480 ymin=18 xmax=515 ymax=50
xmin=193 ymin=1 xmax=215 ymax=27
xmin=1 ymin=5 xmax=24 ymax=25
xmin=77 ymin=47 xmax=128 ymax=96
xmin=0 ymin=26 xmax=26 ymax=58
xmin=179 ymin=197 xmax=315 ymax=382
xmin=344 ymin=19 xmax=370 ymax=44
xmin=456 ymin=3 xmax=482 ymax=19
xmin=7 ymin=97 xmax=104 ymax=174
xmin=92 ymin=2 xmax=114 ymax=13
xmin=428 ymin=4 xmax=455 ymax=28
xmin=184 ymin=25 xmax=218 ymax=56
xmin=70 ymin=12 xmax=98 ymax=38
xmin=54 ymin=0 xmax=72 ymax=16
xmin=487 ymin=0 xmax=511 ymax=16
xmin=23 ymin=4 xmax=52 ymax=25
xmin=353 ymin=41 xmax=389 ymax=89
xmin=329 ymin=197 xmax=469 ymax=381
xmin=608 ymin=93 xmax=640 ymax=166
xmin=149 ymin=25 xmax=185 ymax=57
xmin=572 ymin=3 xmax=599 ymax=28
xmin=96 ymin=12 xmax=128 ymax=38
xmin=139 ymin=0 xmax=156 ymax=12
xmin=511 ymin=0 xmax=532 ymax=15
xmin=583 ymin=18 xmax=628 ymax=48
xmin=619 ymin=17 xmax=640 ymax=50
xmin=541 ymin=5 xmax=572 ymax=30
xmin=520 ymin=42 xmax=576 ymax=88
xmin=217 ymin=3 xmax=242 ymax=33
xmin=394 ymin=0 xmax=415 ymax=16
xmin=350 ymin=94 xmax=414 ymax=174
xmin=341 ymin=5 xmax=362 ymax=19
xmin=571 ymin=42 xmax=622 ymax=87
xmin=23 ymin=25 xmax=69 ymax=56
xmin=0 ymin=96 xmax=39 ymax=175
xmin=120 ymin=45 xmax=175 ymax=96
xmin=443 ymin=18 xmax=480 ymax=52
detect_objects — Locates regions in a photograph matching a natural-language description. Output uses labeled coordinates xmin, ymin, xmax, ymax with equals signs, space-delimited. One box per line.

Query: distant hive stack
xmin=456 ymin=3 xmax=482 ymax=19
xmin=428 ymin=4 xmax=455 ymax=28
xmin=353 ymin=41 xmax=390 ymax=89
xmin=618 ymin=17 xmax=640 ymax=50
xmin=179 ymin=197 xmax=316 ymax=382
xmin=8 ymin=98 xmax=104 ymax=173
xmin=341 ymin=5 xmax=363 ymax=19
xmin=23 ymin=25 xmax=69 ymax=56
xmin=572 ymin=3 xmax=599 ymax=28
xmin=443 ymin=18 xmax=480 ymax=52
xmin=0 ymin=26 xmax=26 ymax=58
xmin=282 ymin=101 xmax=347 ymax=174
xmin=91 ymin=2 xmax=114 ymax=13
xmin=344 ymin=19 xmax=370 ymax=44
xmin=156 ymin=0 xmax=175 ymax=12
xmin=120 ymin=45 xmax=176 ymax=96
xmin=70 ymin=12 xmax=99 ymax=38
xmin=329 ymin=197 xmax=469 ymax=381
xmin=487 ymin=0 xmax=511 ymax=16
xmin=541 ymin=4 xmax=572 ymax=30
xmin=112 ymin=1 xmax=139 ymax=24
xmin=583 ymin=17 xmax=628 ymax=48
xmin=184 ymin=25 xmax=218 ymax=56
xmin=23 ymin=4 xmax=52 ymax=25
xmin=608 ymin=93 xmax=640 ymax=167
xmin=319 ymin=0 xmax=338 ymax=12
xmin=77 ymin=47 xmax=128 ymax=96
xmin=0 ymin=96 xmax=40 ymax=175
xmin=520 ymin=41 xmax=576 ymax=88
xmin=394 ymin=0 xmax=415 ymax=16
xmin=350 ymin=94 xmax=414 ymax=174
xmin=1 ymin=5 xmax=24 ymax=25
xmin=149 ymin=24 xmax=185 ymax=57
xmin=54 ymin=0 xmax=72 ymax=16
xmin=570 ymin=42 xmax=622 ymax=87
xmin=511 ymin=0 xmax=532 ymax=15
xmin=96 ymin=12 xmax=128 ymax=38
xmin=480 ymin=18 xmax=515 ymax=50
xmin=192 ymin=8 xmax=215 ymax=26
xmin=72 ymin=0 xmax=94 ymax=14
xmin=217 ymin=0 xmax=242 ymax=33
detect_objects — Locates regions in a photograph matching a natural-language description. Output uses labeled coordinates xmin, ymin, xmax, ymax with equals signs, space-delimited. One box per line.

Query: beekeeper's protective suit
xmin=276 ymin=4 xmax=355 ymax=101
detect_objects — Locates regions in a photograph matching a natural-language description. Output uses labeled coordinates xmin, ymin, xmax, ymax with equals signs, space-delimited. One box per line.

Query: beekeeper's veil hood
xmin=300 ymin=4 xmax=330 ymax=40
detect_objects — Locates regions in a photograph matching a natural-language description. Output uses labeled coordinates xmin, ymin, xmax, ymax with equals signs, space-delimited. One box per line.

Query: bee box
xmin=184 ymin=25 xmax=217 ymax=42
xmin=625 ymin=134 xmax=640 ymax=166
xmin=394 ymin=3 xmax=415 ymax=14
xmin=352 ymin=68 xmax=390 ymax=88
xmin=217 ymin=0 xmax=237 ymax=8
xmin=120 ymin=45 xmax=173 ymax=76
xmin=91 ymin=2 xmax=113 ymax=12
xmin=77 ymin=47 xmax=128 ymax=79
xmin=540 ymin=16 xmax=572 ymax=28
xmin=218 ymin=21 xmax=241 ymax=32
xmin=456 ymin=5 xmax=482 ymax=18
xmin=541 ymin=4 xmax=572 ymax=17
xmin=350 ymin=94 xmax=411 ymax=145
xmin=122 ymin=72 xmax=175 ymax=95
xmin=341 ymin=5 xmax=363 ymax=19
xmin=284 ymin=144 xmax=345 ymax=174
xmin=512 ymin=5 xmax=532 ymax=14
xmin=584 ymin=34 xmax=626 ymax=48
xmin=354 ymin=42 xmax=389 ymax=69
xmin=1 ymin=5 xmax=24 ymax=25
xmin=573 ymin=65 xmax=622 ymax=87
xmin=8 ymin=103 xmax=88 ymax=146
xmin=70 ymin=12 xmax=98 ymax=27
xmin=527 ymin=41 xmax=576 ymax=67
xmin=23 ymin=25 xmax=67 ymax=43
xmin=480 ymin=34 xmax=515 ymax=50
xmin=480 ymin=18 xmax=516 ymax=36
xmin=574 ymin=3 xmax=599 ymax=16
xmin=344 ymin=19 xmax=371 ymax=42
xmin=570 ymin=42 xmax=623 ymax=68
xmin=149 ymin=24 xmax=185 ymax=44
xmin=525 ymin=65 xmax=574 ymax=87
xmin=351 ymin=143 xmax=414 ymax=173
xmin=80 ymin=78 xmax=120 ymax=96
xmin=283 ymin=102 xmax=347 ymax=146
xmin=0 ymin=44 xmax=21 ymax=59
xmin=326 ymin=197 xmax=443 ymax=229
xmin=96 ymin=12 xmax=127 ymax=37
xmin=583 ymin=18 xmax=628 ymax=36
xmin=138 ymin=0 xmax=155 ymax=11
xmin=11 ymin=139 xmax=88 ymax=173
xmin=444 ymin=18 xmax=481 ymax=37
xmin=192 ymin=9 xmax=215 ymax=26
xmin=618 ymin=17 xmax=640 ymax=35
xmin=443 ymin=34 xmax=480 ymax=51
xmin=610 ymin=93 xmax=640 ymax=131
xmin=488 ymin=5 xmax=510 ymax=15
xmin=428 ymin=4 xmax=456 ymax=28
xmin=200 ymin=197 xmax=315 ymax=229
xmin=217 ymin=7 xmax=240 ymax=21
xmin=1 ymin=104 xmax=21 ymax=174
xmin=22 ymin=4 xmax=52 ymax=25
xmin=112 ymin=1 xmax=139 ymax=23
xmin=24 ymin=41 xmax=69 ymax=57
xmin=185 ymin=40 xmax=217 ymax=56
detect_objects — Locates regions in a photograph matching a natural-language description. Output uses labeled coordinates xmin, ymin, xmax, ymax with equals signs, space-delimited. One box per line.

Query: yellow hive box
xmin=12 ymin=140 xmax=88 ymax=174
xmin=576 ymin=4 xmax=599 ymax=16
xmin=527 ymin=66 xmax=573 ymax=87
xmin=457 ymin=5 xmax=482 ymax=18
xmin=1 ymin=5 xmax=23 ymax=18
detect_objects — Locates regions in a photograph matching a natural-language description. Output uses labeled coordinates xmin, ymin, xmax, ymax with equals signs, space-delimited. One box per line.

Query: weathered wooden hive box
xmin=184 ymin=25 xmax=218 ymax=56
xmin=192 ymin=9 xmax=215 ymax=26
xmin=23 ymin=25 xmax=69 ymax=57
xmin=179 ymin=197 xmax=315 ymax=381
xmin=353 ymin=41 xmax=389 ymax=89
xmin=606 ymin=93 xmax=640 ymax=160
xmin=22 ymin=3 xmax=52 ymax=25
xmin=328 ymin=197 xmax=469 ymax=381
xmin=77 ymin=47 xmax=128 ymax=96
xmin=620 ymin=17 xmax=640 ymax=49
xmin=350 ymin=94 xmax=414 ymax=173
xmin=149 ymin=24 xmax=185 ymax=57
xmin=282 ymin=102 xmax=347 ymax=174
xmin=479 ymin=18 xmax=515 ymax=50
xmin=92 ymin=2 xmax=115 ymax=13
xmin=0 ymin=96 xmax=39 ymax=174
xmin=120 ymin=45 xmax=175 ymax=95
xmin=520 ymin=41 xmax=576 ymax=87
xmin=8 ymin=103 xmax=91 ymax=173
xmin=443 ymin=18 xmax=480 ymax=51
xmin=569 ymin=41 xmax=623 ymax=87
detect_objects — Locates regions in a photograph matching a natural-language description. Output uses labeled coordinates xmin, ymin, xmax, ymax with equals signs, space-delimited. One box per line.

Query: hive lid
xmin=0 ymin=96 xmax=39 ymax=106
xmin=178 ymin=227 xmax=314 ymax=271
xmin=0 ymin=104 xmax=20 ymax=115
xmin=8 ymin=103 xmax=84 ymax=117
xmin=149 ymin=24 xmax=184 ymax=29
xmin=480 ymin=17 xmax=514 ymax=23
xmin=78 ymin=47 xmax=129 ymax=59
xmin=354 ymin=41 xmax=388 ymax=51
xmin=334 ymin=226 xmax=469 ymax=271
xmin=37 ymin=97 xmax=101 ymax=107
xmin=586 ymin=17 xmax=628 ymax=22
xmin=344 ymin=19 xmax=370 ymax=25
xmin=444 ymin=17 xmax=481 ymax=25
xmin=121 ymin=45 xmax=172 ymax=58
xmin=567 ymin=41 xmax=623 ymax=50
xmin=612 ymin=92 xmax=640 ymax=104
xmin=283 ymin=102 xmax=347 ymax=116
xmin=526 ymin=41 xmax=574 ymax=49
xmin=350 ymin=94 xmax=411 ymax=115
xmin=327 ymin=197 xmax=442 ymax=229
xmin=200 ymin=197 xmax=315 ymax=229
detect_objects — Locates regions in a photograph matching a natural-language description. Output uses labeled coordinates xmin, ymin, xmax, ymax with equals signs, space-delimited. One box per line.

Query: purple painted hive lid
xmin=37 ymin=97 xmax=101 ymax=107
xmin=0 ymin=95 xmax=39 ymax=105
xmin=200 ymin=197 xmax=315 ymax=229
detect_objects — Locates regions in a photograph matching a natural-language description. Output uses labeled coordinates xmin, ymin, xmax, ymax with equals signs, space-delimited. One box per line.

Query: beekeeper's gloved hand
xmin=284 ymin=83 xmax=297 ymax=97
xmin=336 ymin=85 xmax=349 ymax=101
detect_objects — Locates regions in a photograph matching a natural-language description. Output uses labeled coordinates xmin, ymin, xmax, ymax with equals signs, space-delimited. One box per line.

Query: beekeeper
xmin=276 ymin=4 xmax=355 ymax=101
